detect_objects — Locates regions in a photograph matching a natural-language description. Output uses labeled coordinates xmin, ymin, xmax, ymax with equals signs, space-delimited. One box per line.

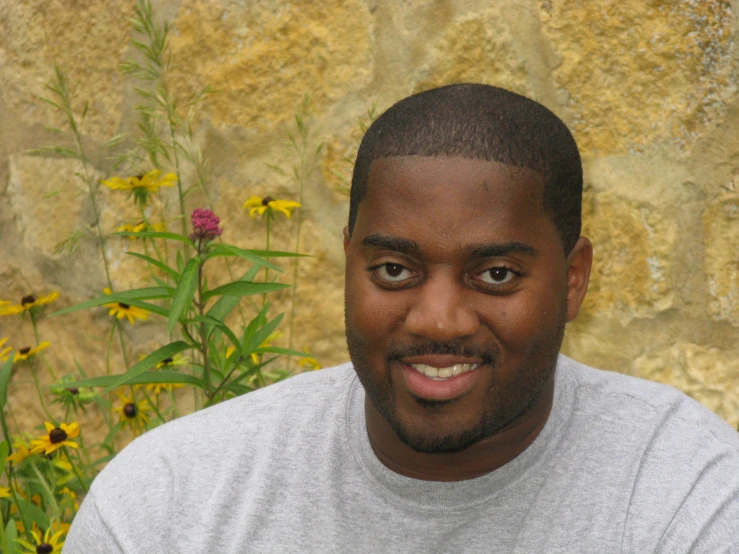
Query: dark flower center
xmin=67 ymin=387 xmax=79 ymax=395
xmin=49 ymin=428 xmax=68 ymax=444
xmin=21 ymin=295 xmax=36 ymax=305
xmin=19 ymin=347 xmax=31 ymax=355
xmin=37 ymin=544 xmax=53 ymax=554
xmin=124 ymin=403 xmax=138 ymax=418
xmin=118 ymin=302 xmax=130 ymax=309
xmin=261 ymin=196 xmax=274 ymax=206
xmin=161 ymin=357 xmax=173 ymax=365
xmin=134 ymin=174 xmax=145 ymax=181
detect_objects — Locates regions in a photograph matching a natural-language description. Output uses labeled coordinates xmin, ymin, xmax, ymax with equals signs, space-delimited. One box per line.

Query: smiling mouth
xmin=408 ymin=363 xmax=481 ymax=380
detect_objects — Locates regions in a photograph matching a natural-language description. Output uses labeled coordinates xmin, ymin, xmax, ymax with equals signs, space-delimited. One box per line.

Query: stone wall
xmin=1 ymin=0 xmax=737 ymax=432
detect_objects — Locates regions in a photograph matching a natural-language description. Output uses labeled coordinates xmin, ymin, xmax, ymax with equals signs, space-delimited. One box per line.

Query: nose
xmin=404 ymin=274 xmax=479 ymax=341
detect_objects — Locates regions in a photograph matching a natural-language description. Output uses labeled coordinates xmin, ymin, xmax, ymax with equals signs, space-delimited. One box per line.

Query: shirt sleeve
xmin=64 ymin=491 xmax=125 ymax=553
xmin=63 ymin=431 xmax=174 ymax=553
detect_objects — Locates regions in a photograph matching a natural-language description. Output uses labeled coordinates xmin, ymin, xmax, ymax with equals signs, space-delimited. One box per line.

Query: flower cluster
xmin=189 ymin=208 xmax=223 ymax=243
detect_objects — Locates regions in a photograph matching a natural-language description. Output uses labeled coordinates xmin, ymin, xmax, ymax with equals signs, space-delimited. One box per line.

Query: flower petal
xmin=44 ymin=421 xmax=55 ymax=433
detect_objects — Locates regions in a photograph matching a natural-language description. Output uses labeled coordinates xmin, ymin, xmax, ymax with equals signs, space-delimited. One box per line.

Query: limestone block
xmin=169 ymin=0 xmax=373 ymax=130
xmin=633 ymin=342 xmax=739 ymax=428
xmin=540 ymin=0 xmax=736 ymax=154
xmin=703 ymin=169 xmax=739 ymax=326
xmin=580 ymin=187 xmax=676 ymax=324
xmin=414 ymin=8 xmax=533 ymax=96
xmin=7 ymin=155 xmax=86 ymax=259
xmin=0 ymin=0 xmax=134 ymax=138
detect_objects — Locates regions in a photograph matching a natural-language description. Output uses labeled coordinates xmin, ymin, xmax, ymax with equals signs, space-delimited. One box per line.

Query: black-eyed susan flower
xmin=244 ymin=195 xmax=301 ymax=219
xmin=0 ymin=486 xmax=11 ymax=499
xmin=102 ymin=169 xmax=177 ymax=205
xmin=0 ymin=292 xmax=59 ymax=317
xmin=14 ymin=342 xmax=51 ymax=363
xmin=113 ymin=391 xmax=152 ymax=436
xmin=103 ymin=288 xmax=148 ymax=325
xmin=17 ymin=526 xmax=65 ymax=554
xmin=115 ymin=221 xmax=166 ymax=239
xmin=30 ymin=422 xmax=80 ymax=456
xmin=0 ymin=337 xmax=11 ymax=361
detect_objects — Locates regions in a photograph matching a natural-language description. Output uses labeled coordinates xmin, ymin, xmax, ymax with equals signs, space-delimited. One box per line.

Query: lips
xmin=399 ymin=359 xmax=485 ymax=402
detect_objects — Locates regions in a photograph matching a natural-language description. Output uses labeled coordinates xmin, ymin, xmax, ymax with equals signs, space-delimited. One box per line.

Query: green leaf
xmin=0 ymin=353 xmax=13 ymax=410
xmin=0 ymin=440 xmax=9 ymax=475
xmin=201 ymin=281 xmax=289 ymax=303
xmin=103 ymin=341 xmax=191 ymax=393
xmin=249 ymin=249 xmax=308 ymax=258
xmin=4 ymin=519 xmax=17 ymax=554
xmin=15 ymin=498 xmax=49 ymax=531
xmin=206 ymin=244 xmax=280 ymax=272
xmin=125 ymin=251 xmax=179 ymax=281
xmin=246 ymin=312 xmax=284 ymax=353
xmin=169 ymin=258 xmax=199 ymax=333
xmin=206 ymin=265 xmax=261 ymax=332
xmin=113 ymin=231 xmax=195 ymax=247
xmin=49 ymin=292 xmax=169 ymax=319
xmin=66 ymin=370 xmax=201 ymax=389
xmin=256 ymin=346 xmax=311 ymax=358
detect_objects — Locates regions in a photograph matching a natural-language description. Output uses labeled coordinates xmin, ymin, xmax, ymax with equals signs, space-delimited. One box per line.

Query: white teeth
xmin=409 ymin=363 xmax=480 ymax=380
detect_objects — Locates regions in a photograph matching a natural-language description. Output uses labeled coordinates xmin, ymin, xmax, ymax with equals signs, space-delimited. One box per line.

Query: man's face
xmin=344 ymin=156 xmax=582 ymax=454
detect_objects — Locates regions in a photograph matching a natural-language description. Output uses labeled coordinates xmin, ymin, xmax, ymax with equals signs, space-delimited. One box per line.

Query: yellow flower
xmin=30 ymin=422 xmax=80 ymax=456
xmin=7 ymin=441 xmax=33 ymax=466
xmin=17 ymin=527 xmax=65 ymax=554
xmin=0 ymin=486 xmax=11 ymax=499
xmin=116 ymin=221 xmax=166 ymax=239
xmin=0 ymin=337 xmax=11 ymax=361
xmin=103 ymin=288 xmax=148 ymax=325
xmin=298 ymin=356 xmax=321 ymax=371
xmin=155 ymin=353 xmax=188 ymax=369
xmin=113 ymin=390 xmax=152 ymax=436
xmin=0 ymin=291 xmax=59 ymax=316
xmin=103 ymin=169 xmax=177 ymax=205
xmin=244 ymin=195 xmax=301 ymax=219
xmin=59 ymin=486 xmax=79 ymax=511
xmin=14 ymin=342 xmax=51 ymax=363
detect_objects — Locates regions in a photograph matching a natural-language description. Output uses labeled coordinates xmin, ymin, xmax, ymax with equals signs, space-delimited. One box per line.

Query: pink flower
xmin=189 ymin=208 xmax=223 ymax=242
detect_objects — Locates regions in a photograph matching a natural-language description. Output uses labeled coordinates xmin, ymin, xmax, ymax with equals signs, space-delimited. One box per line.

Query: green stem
xmin=29 ymin=313 xmax=56 ymax=381
xmin=63 ymin=447 xmax=88 ymax=494
xmin=262 ymin=213 xmax=272 ymax=308
xmin=29 ymin=362 xmax=54 ymax=422
xmin=0 ymin=404 xmax=33 ymax=543
xmin=29 ymin=462 xmax=60 ymax=521
xmin=196 ymin=255 xmax=211 ymax=398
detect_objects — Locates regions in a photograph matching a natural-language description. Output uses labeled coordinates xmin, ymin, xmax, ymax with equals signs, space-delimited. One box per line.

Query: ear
xmin=343 ymin=226 xmax=350 ymax=255
xmin=565 ymin=236 xmax=593 ymax=322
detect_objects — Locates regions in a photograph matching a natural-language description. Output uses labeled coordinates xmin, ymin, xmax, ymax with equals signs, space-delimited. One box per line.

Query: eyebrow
xmin=361 ymin=233 xmax=538 ymax=258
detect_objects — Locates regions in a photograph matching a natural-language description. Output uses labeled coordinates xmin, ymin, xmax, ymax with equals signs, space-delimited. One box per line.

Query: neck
xmin=364 ymin=372 xmax=555 ymax=481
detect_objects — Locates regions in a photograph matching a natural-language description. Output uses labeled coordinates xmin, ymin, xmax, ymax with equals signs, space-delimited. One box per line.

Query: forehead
xmin=355 ymin=156 xmax=556 ymax=259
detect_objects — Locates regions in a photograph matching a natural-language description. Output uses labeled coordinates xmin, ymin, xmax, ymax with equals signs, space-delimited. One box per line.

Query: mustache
xmin=386 ymin=340 xmax=499 ymax=366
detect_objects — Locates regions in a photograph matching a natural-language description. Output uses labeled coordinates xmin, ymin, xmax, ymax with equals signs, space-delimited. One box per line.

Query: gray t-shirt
xmin=64 ymin=355 xmax=739 ymax=553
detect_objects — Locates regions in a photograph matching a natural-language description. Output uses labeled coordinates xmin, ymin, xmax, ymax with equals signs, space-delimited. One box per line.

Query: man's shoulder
xmin=560 ymin=354 xmax=739 ymax=451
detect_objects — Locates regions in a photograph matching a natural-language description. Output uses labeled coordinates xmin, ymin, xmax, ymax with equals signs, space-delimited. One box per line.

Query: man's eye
xmin=477 ymin=267 xmax=516 ymax=285
xmin=374 ymin=263 xmax=413 ymax=282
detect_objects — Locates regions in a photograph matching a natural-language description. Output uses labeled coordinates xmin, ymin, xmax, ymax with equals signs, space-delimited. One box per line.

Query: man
xmin=66 ymin=84 xmax=739 ymax=552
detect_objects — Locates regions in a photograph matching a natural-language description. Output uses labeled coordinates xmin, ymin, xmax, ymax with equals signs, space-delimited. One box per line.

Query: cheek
xmin=345 ymin=267 xmax=404 ymax=345
xmin=483 ymin=285 xmax=566 ymax=353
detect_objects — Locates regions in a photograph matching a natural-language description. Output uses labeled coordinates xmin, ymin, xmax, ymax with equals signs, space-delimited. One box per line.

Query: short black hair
xmin=349 ymin=83 xmax=582 ymax=254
